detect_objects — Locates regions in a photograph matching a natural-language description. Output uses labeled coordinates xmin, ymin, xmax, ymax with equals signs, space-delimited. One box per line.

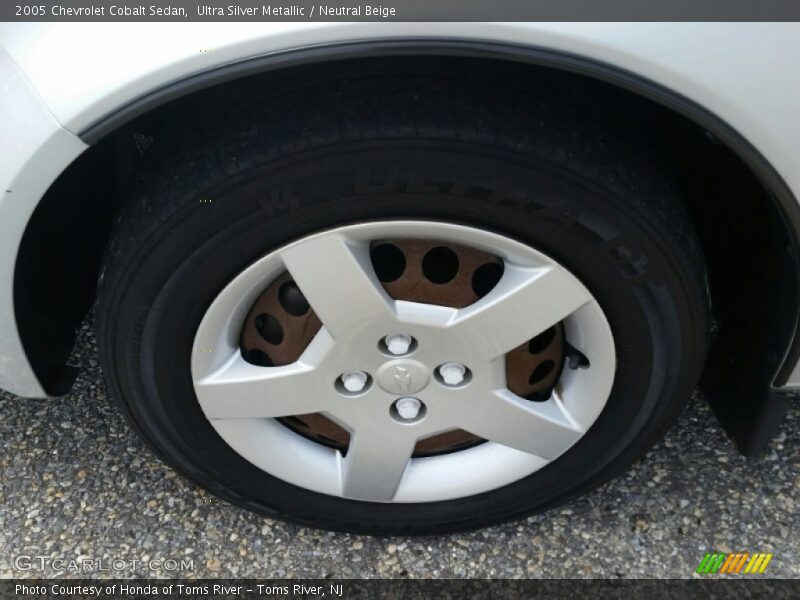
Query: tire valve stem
xmin=565 ymin=343 xmax=591 ymax=370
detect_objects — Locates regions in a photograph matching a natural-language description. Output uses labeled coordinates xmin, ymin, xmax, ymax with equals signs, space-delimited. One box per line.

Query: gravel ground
xmin=1 ymin=318 xmax=798 ymax=579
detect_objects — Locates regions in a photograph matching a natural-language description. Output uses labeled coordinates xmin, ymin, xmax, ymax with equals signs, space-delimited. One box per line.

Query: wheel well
xmin=15 ymin=54 xmax=798 ymax=449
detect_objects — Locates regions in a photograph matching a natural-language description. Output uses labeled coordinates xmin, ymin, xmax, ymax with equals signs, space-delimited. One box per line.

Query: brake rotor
xmin=239 ymin=238 xmax=566 ymax=457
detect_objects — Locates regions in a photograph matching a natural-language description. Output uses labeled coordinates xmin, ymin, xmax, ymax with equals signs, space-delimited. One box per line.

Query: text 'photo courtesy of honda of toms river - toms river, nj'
xmin=1 ymin=22 xmax=800 ymax=534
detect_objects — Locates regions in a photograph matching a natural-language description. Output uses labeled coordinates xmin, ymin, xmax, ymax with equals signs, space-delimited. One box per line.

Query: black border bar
xmin=5 ymin=579 xmax=800 ymax=599
xmin=3 ymin=0 xmax=800 ymax=21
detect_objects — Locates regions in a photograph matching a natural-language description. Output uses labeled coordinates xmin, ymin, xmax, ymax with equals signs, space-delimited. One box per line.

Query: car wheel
xmin=97 ymin=78 xmax=710 ymax=534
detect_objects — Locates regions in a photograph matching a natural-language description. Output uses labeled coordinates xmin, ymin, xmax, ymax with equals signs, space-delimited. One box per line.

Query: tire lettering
xmin=354 ymin=167 xmax=400 ymax=194
xmin=600 ymin=236 xmax=655 ymax=283
xmin=533 ymin=203 xmax=582 ymax=229
xmin=260 ymin=184 xmax=301 ymax=215
xmin=405 ymin=166 xmax=441 ymax=193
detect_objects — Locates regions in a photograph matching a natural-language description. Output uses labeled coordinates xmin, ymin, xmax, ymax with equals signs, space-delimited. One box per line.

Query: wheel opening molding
xmin=77 ymin=38 xmax=800 ymax=387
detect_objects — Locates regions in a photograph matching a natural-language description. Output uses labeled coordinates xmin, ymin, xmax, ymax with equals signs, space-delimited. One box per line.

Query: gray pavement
xmin=1 ymin=319 xmax=798 ymax=579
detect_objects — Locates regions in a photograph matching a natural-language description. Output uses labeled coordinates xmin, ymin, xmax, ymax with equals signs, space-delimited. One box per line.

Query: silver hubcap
xmin=192 ymin=222 xmax=616 ymax=503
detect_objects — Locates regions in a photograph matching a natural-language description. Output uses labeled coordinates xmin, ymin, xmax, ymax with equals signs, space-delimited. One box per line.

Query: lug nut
xmin=384 ymin=334 xmax=413 ymax=356
xmin=340 ymin=371 xmax=369 ymax=393
xmin=394 ymin=397 xmax=423 ymax=421
xmin=438 ymin=362 xmax=467 ymax=386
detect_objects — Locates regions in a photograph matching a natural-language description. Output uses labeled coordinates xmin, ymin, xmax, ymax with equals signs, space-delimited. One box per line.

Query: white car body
xmin=1 ymin=22 xmax=800 ymax=400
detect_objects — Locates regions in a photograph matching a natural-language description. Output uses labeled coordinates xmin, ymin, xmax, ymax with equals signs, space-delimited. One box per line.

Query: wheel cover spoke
xmin=450 ymin=263 xmax=592 ymax=360
xmin=195 ymin=332 xmax=334 ymax=419
xmin=458 ymin=390 xmax=584 ymax=459
xmin=340 ymin=428 xmax=417 ymax=501
xmin=280 ymin=232 xmax=396 ymax=340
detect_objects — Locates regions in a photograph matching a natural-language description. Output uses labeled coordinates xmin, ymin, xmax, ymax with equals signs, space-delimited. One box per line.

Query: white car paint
xmin=0 ymin=22 xmax=799 ymax=396
xmin=0 ymin=46 xmax=86 ymax=397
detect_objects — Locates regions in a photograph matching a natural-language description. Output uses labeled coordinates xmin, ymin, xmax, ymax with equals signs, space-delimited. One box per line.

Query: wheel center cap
xmin=376 ymin=359 xmax=430 ymax=395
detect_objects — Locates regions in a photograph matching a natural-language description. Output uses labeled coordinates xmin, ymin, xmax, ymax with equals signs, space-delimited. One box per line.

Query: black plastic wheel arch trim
xmin=76 ymin=38 xmax=800 ymax=389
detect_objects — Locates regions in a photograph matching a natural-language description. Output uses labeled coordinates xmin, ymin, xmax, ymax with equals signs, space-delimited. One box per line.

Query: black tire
xmin=97 ymin=70 xmax=710 ymax=535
